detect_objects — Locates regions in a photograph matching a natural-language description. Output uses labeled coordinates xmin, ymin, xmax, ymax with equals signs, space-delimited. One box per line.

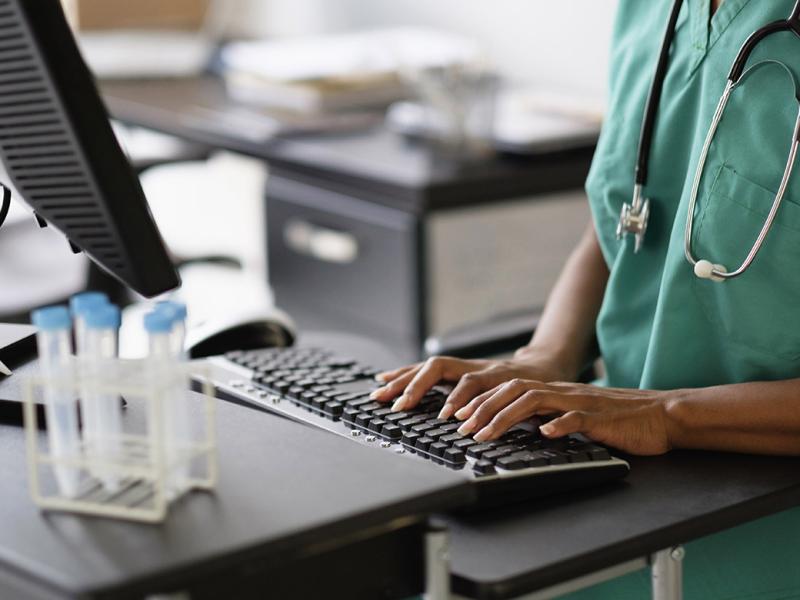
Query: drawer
xmin=266 ymin=176 xmax=420 ymax=342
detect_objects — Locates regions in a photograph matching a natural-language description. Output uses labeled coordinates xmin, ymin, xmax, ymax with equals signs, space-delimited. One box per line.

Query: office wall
xmin=228 ymin=0 xmax=620 ymax=101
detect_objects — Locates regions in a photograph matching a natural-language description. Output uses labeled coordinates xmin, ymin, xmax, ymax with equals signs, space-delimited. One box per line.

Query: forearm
xmin=515 ymin=221 xmax=609 ymax=381
xmin=666 ymin=379 xmax=800 ymax=455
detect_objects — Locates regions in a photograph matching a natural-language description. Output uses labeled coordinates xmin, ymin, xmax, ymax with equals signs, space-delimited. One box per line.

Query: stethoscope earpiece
xmin=693 ymin=259 xmax=727 ymax=282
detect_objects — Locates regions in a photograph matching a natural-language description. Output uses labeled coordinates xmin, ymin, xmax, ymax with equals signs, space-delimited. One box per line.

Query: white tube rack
xmin=23 ymin=358 xmax=217 ymax=523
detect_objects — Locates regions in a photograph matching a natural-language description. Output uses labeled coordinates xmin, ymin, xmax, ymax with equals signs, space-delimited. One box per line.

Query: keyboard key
xmin=373 ymin=408 xmax=392 ymax=418
xmin=497 ymin=455 xmax=526 ymax=470
xmin=543 ymin=451 xmax=568 ymax=465
xmin=368 ymin=418 xmax=386 ymax=432
xmin=428 ymin=442 xmax=449 ymax=457
xmin=382 ymin=424 xmax=402 ymax=440
xmin=325 ymin=401 xmax=344 ymax=418
xmin=343 ymin=407 xmax=360 ymax=423
xmin=483 ymin=449 xmax=514 ymax=463
xmin=385 ymin=413 xmax=408 ymax=423
xmin=473 ymin=460 xmax=495 ymax=476
xmin=511 ymin=451 xmax=548 ymax=468
xmin=355 ymin=414 xmax=372 ymax=428
xmin=467 ymin=444 xmax=493 ymax=459
xmin=453 ymin=438 xmax=477 ymax=450
xmin=415 ymin=436 xmax=434 ymax=452
xmin=412 ymin=423 xmax=434 ymax=435
xmin=440 ymin=433 xmax=464 ymax=444
xmin=566 ymin=449 xmax=591 ymax=463
xmin=402 ymin=431 xmax=421 ymax=446
xmin=588 ymin=447 xmax=611 ymax=461
xmin=443 ymin=448 xmax=466 ymax=464
xmin=426 ymin=428 xmax=447 ymax=439
xmin=440 ymin=423 xmax=461 ymax=432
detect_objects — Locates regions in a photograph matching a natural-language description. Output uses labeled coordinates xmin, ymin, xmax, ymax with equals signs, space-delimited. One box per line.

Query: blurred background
xmin=2 ymin=0 xmax=619 ymax=360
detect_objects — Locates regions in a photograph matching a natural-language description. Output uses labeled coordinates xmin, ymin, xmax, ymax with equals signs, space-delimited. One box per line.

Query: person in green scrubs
xmin=376 ymin=0 xmax=800 ymax=597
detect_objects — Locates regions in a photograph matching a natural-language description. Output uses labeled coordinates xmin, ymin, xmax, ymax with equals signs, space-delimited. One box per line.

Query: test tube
xmin=69 ymin=291 xmax=109 ymax=459
xmin=155 ymin=302 xmax=192 ymax=495
xmin=69 ymin=292 xmax=109 ymax=353
xmin=83 ymin=304 xmax=122 ymax=491
xmin=32 ymin=306 xmax=81 ymax=498
xmin=144 ymin=311 xmax=175 ymax=494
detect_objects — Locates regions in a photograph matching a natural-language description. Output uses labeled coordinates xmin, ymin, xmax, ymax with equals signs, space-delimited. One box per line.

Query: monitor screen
xmin=0 ymin=0 xmax=179 ymax=297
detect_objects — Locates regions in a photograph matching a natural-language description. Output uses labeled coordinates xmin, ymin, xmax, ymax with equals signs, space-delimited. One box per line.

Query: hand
xmin=454 ymin=379 xmax=673 ymax=456
xmin=370 ymin=351 xmax=568 ymax=418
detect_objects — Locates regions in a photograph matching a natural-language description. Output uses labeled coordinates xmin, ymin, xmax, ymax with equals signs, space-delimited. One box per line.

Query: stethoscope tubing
xmin=631 ymin=0 xmax=800 ymax=280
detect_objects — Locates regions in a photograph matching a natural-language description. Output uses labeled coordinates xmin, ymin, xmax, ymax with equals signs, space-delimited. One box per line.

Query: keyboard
xmin=205 ymin=347 xmax=630 ymax=509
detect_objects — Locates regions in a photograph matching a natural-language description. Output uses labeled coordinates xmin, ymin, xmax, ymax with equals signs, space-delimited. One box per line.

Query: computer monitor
xmin=0 ymin=0 xmax=179 ymax=297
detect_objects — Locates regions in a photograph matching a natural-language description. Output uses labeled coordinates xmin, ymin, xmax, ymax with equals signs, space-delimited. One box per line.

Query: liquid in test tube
xmin=83 ymin=304 xmax=122 ymax=491
xmin=32 ymin=306 xmax=81 ymax=498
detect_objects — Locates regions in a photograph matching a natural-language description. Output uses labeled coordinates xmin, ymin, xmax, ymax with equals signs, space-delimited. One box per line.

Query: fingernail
xmin=473 ymin=426 xmax=493 ymax=442
xmin=454 ymin=407 xmax=469 ymax=420
xmin=391 ymin=397 xmax=407 ymax=412
xmin=438 ymin=405 xmax=453 ymax=420
xmin=540 ymin=423 xmax=555 ymax=436
xmin=369 ymin=388 xmax=384 ymax=399
xmin=458 ymin=419 xmax=476 ymax=435
xmin=374 ymin=373 xmax=388 ymax=383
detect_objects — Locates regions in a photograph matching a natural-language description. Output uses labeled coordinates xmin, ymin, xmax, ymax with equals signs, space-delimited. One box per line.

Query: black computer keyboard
xmin=206 ymin=347 xmax=630 ymax=508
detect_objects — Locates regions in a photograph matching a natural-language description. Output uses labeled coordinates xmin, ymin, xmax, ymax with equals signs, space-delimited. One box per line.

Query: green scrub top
xmin=563 ymin=1 xmax=800 ymax=598
xmin=588 ymin=0 xmax=800 ymax=390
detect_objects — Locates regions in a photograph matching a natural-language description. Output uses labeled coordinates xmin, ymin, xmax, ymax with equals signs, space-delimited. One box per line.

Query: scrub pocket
xmin=691 ymin=164 xmax=800 ymax=360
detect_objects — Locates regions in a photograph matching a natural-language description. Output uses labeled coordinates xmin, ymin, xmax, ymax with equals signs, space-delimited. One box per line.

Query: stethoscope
xmin=617 ymin=0 xmax=800 ymax=281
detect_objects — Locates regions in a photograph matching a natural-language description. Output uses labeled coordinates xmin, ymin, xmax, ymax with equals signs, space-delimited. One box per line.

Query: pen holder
xmin=23 ymin=358 xmax=218 ymax=523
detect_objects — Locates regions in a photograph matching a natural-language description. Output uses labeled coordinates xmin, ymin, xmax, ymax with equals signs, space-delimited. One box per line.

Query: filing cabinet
xmin=266 ymin=128 xmax=594 ymax=358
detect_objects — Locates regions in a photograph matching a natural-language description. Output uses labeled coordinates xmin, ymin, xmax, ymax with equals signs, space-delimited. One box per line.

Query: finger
xmin=375 ymin=364 xmax=418 ymax=383
xmin=459 ymin=379 xmax=538 ymax=437
xmin=370 ymin=368 xmax=419 ymax=402
xmin=390 ymin=357 xmax=456 ymax=412
xmin=472 ymin=390 xmax=549 ymax=441
xmin=441 ymin=367 xmax=508 ymax=418
xmin=452 ymin=388 xmax=496 ymax=421
xmin=540 ymin=410 xmax=591 ymax=438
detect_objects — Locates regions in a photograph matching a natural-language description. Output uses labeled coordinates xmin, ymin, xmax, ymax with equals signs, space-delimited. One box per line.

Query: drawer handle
xmin=283 ymin=219 xmax=359 ymax=264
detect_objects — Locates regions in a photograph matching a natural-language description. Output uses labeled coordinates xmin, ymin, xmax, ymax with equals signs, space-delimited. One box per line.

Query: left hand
xmin=455 ymin=379 xmax=675 ymax=456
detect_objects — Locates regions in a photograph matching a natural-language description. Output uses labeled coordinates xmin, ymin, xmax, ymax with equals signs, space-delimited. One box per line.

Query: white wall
xmin=228 ymin=0 xmax=619 ymax=100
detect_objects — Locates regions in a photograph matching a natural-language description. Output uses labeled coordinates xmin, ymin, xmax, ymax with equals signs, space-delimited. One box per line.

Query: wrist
xmin=661 ymin=389 xmax=693 ymax=450
xmin=512 ymin=345 xmax=576 ymax=382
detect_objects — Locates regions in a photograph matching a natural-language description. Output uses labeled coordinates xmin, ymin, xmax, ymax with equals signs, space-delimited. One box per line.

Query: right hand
xmin=370 ymin=352 xmax=569 ymax=420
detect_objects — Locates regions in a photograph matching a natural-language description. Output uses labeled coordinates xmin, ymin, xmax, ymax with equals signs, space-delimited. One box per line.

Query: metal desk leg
xmin=651 ymin=546 xmax=685 ymax=600
xmin=424 ymin=525 xmax=451 ymax=600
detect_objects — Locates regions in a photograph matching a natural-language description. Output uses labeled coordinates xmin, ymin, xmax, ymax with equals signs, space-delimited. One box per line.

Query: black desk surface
xmin=446 ymin=451 xmax=800 ymax=599
xmin=101 ymin=77 xmax=595 ymax=211
xmin=0 ymin=354 xmax=471 ymax=599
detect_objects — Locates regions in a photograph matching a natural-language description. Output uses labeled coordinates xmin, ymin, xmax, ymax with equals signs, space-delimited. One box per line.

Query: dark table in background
xmin=102 ymin=77 xmax=595 ymax=358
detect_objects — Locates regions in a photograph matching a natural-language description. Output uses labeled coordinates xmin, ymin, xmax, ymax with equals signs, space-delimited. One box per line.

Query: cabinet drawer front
xmin=267 ymin=177 xmax=420 ymax=340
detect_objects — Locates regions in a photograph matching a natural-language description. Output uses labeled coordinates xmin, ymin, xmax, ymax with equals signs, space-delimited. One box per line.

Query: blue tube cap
xmin=156 ymin=300 xmax=187 ymax=321
xmin=84 ymin=304 xmax=121 ymax=330
xmin=31 ymin=305 xmax=71 ymax=331
xmin=144 ymin=311 xmax=172 ymax=334
xmin=69 ymin=291 xmax=108 ymax=316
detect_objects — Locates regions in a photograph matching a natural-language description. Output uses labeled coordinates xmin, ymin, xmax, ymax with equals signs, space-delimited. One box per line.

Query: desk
xmin=212 ymin=332 xmax=800 ymax=600
xmin=0 ymin=348 xmax=472 ymax=599
xmin=101 ymin=78 xmax=595 ymax=356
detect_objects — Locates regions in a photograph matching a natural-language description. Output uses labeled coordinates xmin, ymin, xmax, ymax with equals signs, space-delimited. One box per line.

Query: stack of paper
xmin=220 ymin=28 xmax=481 ymax=114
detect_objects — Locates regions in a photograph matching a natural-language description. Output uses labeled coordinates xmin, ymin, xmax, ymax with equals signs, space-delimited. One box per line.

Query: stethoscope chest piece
xmin=617 ymin=184 xmax=650 ymax=253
